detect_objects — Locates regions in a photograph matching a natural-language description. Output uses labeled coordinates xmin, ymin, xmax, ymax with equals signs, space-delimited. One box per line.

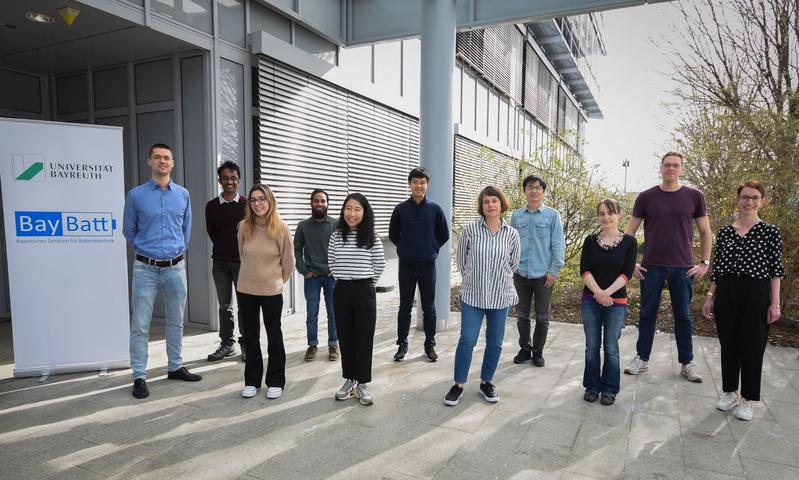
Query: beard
xmin=312 ymin=207 xmax=327 ymax=219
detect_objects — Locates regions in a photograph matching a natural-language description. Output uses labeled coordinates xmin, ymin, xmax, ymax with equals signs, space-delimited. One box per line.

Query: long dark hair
xmin=336 ymin=193 xmax=376 ymax=249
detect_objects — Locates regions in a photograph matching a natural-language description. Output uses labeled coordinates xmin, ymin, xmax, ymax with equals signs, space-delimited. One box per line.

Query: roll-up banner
xmin=0 ymin=118 xmax=129 ymax=378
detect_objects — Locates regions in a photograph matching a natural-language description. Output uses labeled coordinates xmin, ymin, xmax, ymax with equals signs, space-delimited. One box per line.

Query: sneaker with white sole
xmin=479 ymin=381 xmax=499 ymax=403
xmin=624 ymin=355 xmax=649 ymax=375
xmin=335 ymin=379 xmax=357 ymax=401
xmin=735 ymin=398 xmax=753 ymax=420
xmin=241 ymin=386 xmax=258 ymax=398
xmin=680 ymin=361 xmax=703 ymax=383
xmin=266 ymin=386 xmax=283 ymax=399
xmin=444 ymin=384 xmax=464 ymax=406
xmin=717 ymin=391 xmax=740 ymax=411
xmin=355 ymin=383 xmax=373 ymax=405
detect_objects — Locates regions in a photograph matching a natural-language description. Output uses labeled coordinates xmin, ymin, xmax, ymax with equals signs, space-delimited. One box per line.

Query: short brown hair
xmin=477 ymin=186 xmax=510 ymax=217
xmin=737 ymin=179 xmax=765 ymax=197
xmin=661 ymin=151 xmax=684 ymax=164
xmin=596 ymin=198 xmax=621 ymax=215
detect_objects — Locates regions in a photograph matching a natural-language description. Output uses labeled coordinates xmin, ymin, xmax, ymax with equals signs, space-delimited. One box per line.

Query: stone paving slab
xmin=1 ymin=289 xmax=799 ymax=479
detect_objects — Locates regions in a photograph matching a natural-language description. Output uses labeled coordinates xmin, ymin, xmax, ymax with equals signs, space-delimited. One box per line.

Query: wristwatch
xmin=701 ymin=259 xmax=710 ymax=266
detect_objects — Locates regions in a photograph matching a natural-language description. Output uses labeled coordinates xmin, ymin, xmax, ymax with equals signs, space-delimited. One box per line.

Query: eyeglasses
xmin=249 ymin=197 xmax=267 ymax=205
xmin=220 ymin=176 xmax=239 ymax=183
xmin=525 ymin=185 xmax=544 ymax=191
xmin=738 ymin=195 xmax=761 ymax=202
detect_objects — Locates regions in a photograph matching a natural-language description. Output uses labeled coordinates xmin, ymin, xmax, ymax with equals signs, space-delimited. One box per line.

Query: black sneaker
xmin=393 ymin=345 xmax=408 ymax=362
xmin=584 ymin=390 xmax=599 ymax=402
xmin=600 ymin=394 xmax=616 ymax=406
xmin=132 ymin=378 xmax=149 ymax=399
xmin=167 ymin=367 xmax=202 ymax=382
xmin=207 ymin=342 xmax=236 ymax=362
xmin=513 ymin=348 xmax=532 ymax=364
xmin=444 ymin=384 xmax=464 ymax=406
xmin=479 ymin=382 xmax=499 ymax=403
xmin=531 ymin=351 xmax=545 ymax=367
xmin=424 ymin=345 xmax=438 ymax=362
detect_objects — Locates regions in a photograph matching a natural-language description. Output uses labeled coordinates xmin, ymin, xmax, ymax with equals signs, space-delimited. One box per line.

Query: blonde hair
xmin=239 ymin=184 xmax=286 ymax=240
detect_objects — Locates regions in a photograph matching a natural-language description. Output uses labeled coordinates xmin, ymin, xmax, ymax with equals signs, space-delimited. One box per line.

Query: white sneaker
xmin=680 ymin=361 xmax=703 ymax=383
xmin=717 ymin=391 xmax=740 ymax=411
xmin=735 ymin=398 xmax=754 ymax=421
xmin=241 ymin=386 xmax=258 ymax=398
xmin=335 ymin=379 xmax=357 ymax=401
xmin=266 ymin=386 xmax=283 ymax=399
xmin=355 ymin=383 xmax=374 ymax=406
xmin=624 ymin=355 xmax=649 ymax=375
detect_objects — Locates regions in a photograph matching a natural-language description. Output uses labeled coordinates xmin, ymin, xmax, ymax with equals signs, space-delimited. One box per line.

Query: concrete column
xmin=417 ymin=0 xmax=456 ymax=332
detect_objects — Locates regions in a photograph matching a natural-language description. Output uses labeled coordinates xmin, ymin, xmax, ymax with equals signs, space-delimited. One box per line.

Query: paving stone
xmin=503 ymin=448 xmax=571 ymax=475
xmin=682 ymin=428 xmax=745 ymax=476
xmin=1 ymin=291 xmax=799 ymax=480
xmin=685 ymin=467 xmax=745 ymax=479
xmin=741 ymin=458 xmax=799 ymax=480
xmin=622 ymin=456 xmax=686 ymax=480
xmin=728 ymin=419 xmax=799 ymax=467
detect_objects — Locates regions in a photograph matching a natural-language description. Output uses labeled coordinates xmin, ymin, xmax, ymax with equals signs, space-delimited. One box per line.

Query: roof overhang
xmin=345 ymin=0 xmax=673 ymax=46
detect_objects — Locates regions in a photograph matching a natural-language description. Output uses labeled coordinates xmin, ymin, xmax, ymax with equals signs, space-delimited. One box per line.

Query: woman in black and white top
xmin=702 ymin=180 xmax=785 ymax=421
xmin=328 ymin=193 xmax=385 ymax=406
xmin=445 ymin=186 xmax=520 ymax=407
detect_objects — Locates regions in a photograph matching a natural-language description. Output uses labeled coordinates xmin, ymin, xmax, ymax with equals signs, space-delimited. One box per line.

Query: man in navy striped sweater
xmin=388 ymin=167 xmax=450 ymax=362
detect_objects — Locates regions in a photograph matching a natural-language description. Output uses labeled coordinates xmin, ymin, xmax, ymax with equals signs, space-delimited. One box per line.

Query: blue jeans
xmin=130 ymin=259 xmax=187 ymax=380
xmin=636 ymin=265 xmax=694 ymax=363
xmin=304 ymin=275 xmax=337 ymax=347
xmin=454 ymin=301 xmax=509 ymax=384
xmin=582 ymin=300 xmax=627 ymax=395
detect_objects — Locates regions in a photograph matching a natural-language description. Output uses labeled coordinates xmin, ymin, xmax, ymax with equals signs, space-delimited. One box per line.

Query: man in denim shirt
xmin=123 ymin=143 xmax=202 ymax=399
xmin=510 ymin=175 xmax=565 ymax=367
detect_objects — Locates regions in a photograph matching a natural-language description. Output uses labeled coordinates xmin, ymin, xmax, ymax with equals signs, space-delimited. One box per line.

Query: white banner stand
xmin=0 ymin=118 xmax=130 ymax=378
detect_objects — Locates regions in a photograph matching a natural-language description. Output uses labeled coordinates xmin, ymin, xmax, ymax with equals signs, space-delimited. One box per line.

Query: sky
xmin=583 ymin=2 xmax=688 ymax=193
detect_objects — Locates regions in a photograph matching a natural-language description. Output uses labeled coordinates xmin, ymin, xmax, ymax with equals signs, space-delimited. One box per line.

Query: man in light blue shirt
xmin=123 ymin=143 xmax=201 ymax=399
xmin=510 ymin=175 xmax=565 ymax=367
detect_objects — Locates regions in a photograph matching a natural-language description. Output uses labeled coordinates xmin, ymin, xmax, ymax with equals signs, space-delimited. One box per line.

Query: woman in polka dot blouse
xmin=702 ymin=180 xmax=785 ymax=421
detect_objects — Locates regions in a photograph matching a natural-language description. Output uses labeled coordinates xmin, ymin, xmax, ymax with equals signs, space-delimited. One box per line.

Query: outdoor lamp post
xmin=622 ymin=158 xmax=630 ymax=193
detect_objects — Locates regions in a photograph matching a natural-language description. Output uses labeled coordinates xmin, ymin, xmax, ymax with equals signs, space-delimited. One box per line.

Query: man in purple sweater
xmin=624 ymin=151 xmax=712 ymax=383
xmin=389 ymin=167 xmax=450 ymax=362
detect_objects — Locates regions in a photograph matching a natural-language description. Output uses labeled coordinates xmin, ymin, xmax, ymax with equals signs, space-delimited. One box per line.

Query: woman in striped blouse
xmin=328 ymin=193 xmax=385 ymax=405
xmin=445 ymin=186 xmax=521 ymax=406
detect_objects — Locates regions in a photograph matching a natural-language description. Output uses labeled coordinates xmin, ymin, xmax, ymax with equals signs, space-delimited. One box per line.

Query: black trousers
xmin=334 ymin=279 xmax=376 ymax=383
xmin=238 ymin=292 xmax=285 ymax=388
xmin=212 ymin=260 xmax=242 ymax=344
xmin=397 ymin=262 xmax=437 ymax=347
xmin=714 ymin=277 xmax=770 ymax=400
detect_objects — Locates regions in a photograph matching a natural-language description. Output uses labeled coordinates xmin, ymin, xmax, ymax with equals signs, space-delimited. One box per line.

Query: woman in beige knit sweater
xmin=237 ymin=184 xmax=294 ymax=399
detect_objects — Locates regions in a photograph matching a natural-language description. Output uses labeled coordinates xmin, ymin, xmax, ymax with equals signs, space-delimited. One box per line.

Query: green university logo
xmin=13 ymin=154 xmax=46 ymax=182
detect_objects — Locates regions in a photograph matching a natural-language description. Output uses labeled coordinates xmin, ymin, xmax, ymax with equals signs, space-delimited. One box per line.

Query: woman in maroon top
xmin=579 ymin=199 xmax=637 ymax=405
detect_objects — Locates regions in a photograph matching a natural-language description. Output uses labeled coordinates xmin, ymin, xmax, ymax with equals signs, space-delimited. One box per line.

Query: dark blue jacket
xmin=388 ymin=197 xmax=450 ymax=265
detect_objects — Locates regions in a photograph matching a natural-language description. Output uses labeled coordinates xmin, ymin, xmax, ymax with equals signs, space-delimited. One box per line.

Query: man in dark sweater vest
xmin=205 ymin=161 xmax=247 ymax=361
xmin=389 ymin=167 xmax=450 ymax=362
xmin=295 ymin=189 xmax=338 ymax=361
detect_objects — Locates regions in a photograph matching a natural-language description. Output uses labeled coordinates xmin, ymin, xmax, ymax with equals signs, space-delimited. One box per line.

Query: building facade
xmin=0 ymin=0 xmax=605 ymax=329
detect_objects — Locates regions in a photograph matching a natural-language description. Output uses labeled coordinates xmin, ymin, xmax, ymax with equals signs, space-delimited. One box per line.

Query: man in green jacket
xmin=295 ymin=189 xmax=338 ymax=361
